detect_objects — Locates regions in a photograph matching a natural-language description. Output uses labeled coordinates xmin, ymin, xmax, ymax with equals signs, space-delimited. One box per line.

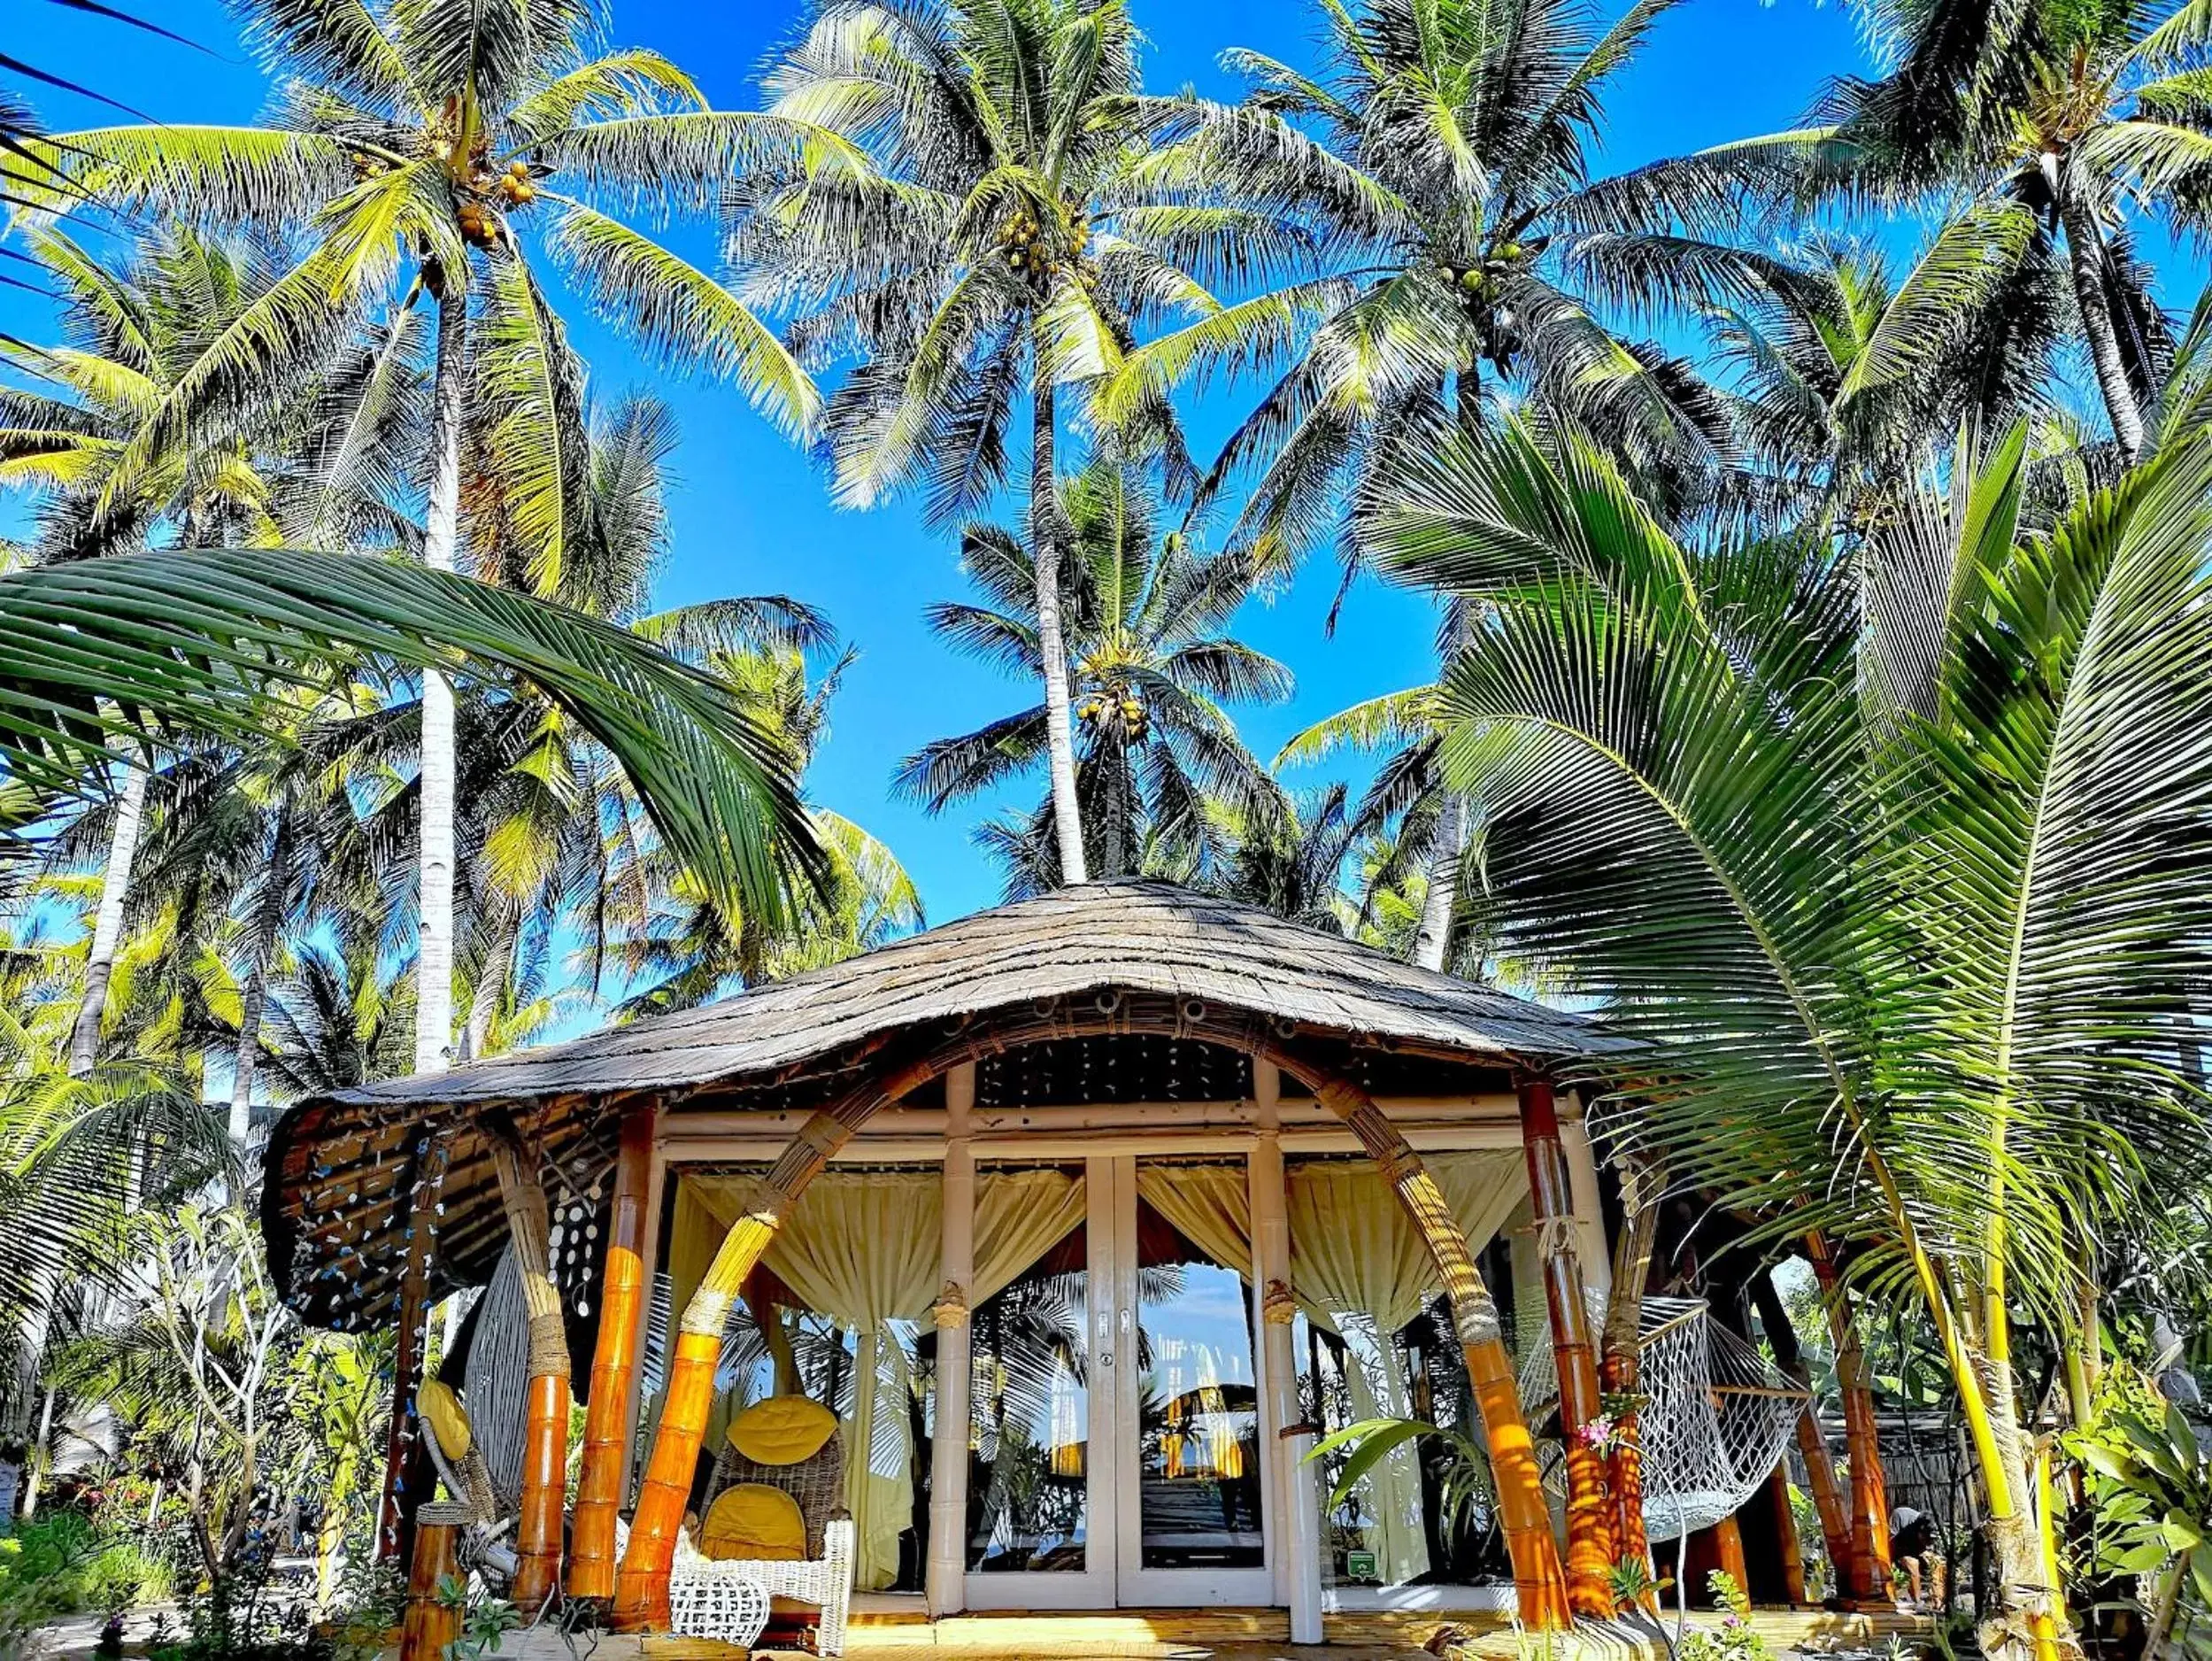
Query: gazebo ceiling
xmin=261 ymin=882 xmax=1627 ymax=1333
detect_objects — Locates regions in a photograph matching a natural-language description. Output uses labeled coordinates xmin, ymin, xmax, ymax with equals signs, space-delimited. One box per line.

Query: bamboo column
xmin=1808 ymin=1238 xmax=1892 ymax=1603
xmin=1294 ymin=1058 xmax=1572 ymax=1630
xmin=1751 ymin=1268 xmax=1853 ymax=1602
xmin=1560 ymin=1108 xmax=1611 ymax=1302
xmin=377 ymin=1147 xmax=441 ymax=1563
xmin=568 ymin=1103 xmax=657 ymax=1603
xmin=488 ymin=1125 xmax=570 ymax=1616
xmin=1517 ymin=1076 xmax=1618 ymax=1618
xmin=925 ymin=1063 xmax=976 ymax=1618
xmin=613 ymin=1058 xmax=934 ymax=1631
xmin=1602 ymin=1159 xmax=1662 ymax=1599
xmin=398 ymin=1503 xmax=466 ymax=1661
xmin=1250 ymin=1062 xmax=1323 ymax=1643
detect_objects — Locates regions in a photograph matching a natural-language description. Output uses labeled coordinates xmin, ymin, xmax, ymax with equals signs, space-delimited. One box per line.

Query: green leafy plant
xmin=1677 ymin=1572 xmax=1770 ymax=1661
xmin=1308 ymin=1416 xmax=1494 ymax=1545
xmin=435 ymin=1576 xmax=520 ymax=1661
xmin=2064 ymin=1367 xmax=2212 ymax=1651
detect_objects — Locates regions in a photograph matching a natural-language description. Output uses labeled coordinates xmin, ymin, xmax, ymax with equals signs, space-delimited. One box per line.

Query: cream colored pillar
xmin=1251 ymin=1061 xmax=1323 ymax=1642
xmin=1561 ymin=1099 xmax=1610 ymax=1302
xmin=926 ymin=1062 xmax=977 ymax=1617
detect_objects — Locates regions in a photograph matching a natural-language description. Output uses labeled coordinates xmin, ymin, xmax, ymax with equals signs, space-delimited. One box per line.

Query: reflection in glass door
xmin=962 ymin=1156 xmax=1274 ymax=1609
xmin=963 ymin=1163 xmax=1114 ymax=1609
xmin=1114 ymin=1156 xmax=1275 ymax=1605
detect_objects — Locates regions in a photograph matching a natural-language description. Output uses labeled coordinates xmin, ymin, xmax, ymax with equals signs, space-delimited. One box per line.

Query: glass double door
xmin=964 ymin=1155 xmax=1275 ymax=1608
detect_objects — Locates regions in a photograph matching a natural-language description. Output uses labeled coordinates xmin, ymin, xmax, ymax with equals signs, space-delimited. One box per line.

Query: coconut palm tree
xmin=1360 ymin=413 xmax=2212 ymax=1659
xmin=730 ymin=0 xmax=1316 ymax=885
xmin=1793 ymin=0 xmax=2212 ymax=459
xmin=896 ymin=460 xmax=1290 ymax=891
xmin=1098 ymin=0 xmax=1775 ymax=966
xmin=13 ymin=0 xmax=825 ymax=1078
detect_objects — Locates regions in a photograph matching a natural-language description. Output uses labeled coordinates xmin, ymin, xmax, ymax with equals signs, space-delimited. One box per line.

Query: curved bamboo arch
xmin=608 ymin=1002 xmax=1573 ymax=1632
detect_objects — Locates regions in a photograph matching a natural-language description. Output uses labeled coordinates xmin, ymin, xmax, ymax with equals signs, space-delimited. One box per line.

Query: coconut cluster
xmin=995 ymin=202 xmax=1095 ymax=291
xmin=1077 ymin=689 xmax=1148 ymax=740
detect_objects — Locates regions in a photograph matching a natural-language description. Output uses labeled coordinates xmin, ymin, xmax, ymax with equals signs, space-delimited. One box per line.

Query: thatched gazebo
xmin=263 ymin=881 xmax=1632 ymax=1649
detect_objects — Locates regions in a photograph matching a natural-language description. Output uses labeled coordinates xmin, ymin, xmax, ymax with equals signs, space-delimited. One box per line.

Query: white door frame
xmin=1106 ymin=1154 xmax=1277 ymax=1607
xmin=962 ymin=1153 xmax=1277 ymax=1610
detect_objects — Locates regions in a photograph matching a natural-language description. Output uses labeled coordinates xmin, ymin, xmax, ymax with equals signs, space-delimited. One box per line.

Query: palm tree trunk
xmin=2057 ymin=173 xmax=2145 ymax=459
xmin=1029 ymin=377 xmax=1088 ymax=884
xmin=415 ymin=267 xmax=466 ymax=1076
xmin=230 ymin=820 xmax=291 ymax=1144
xmin=1412 ymin=783 xmax=1466 ymax=972
xmin=68 ymin=761 xmax=150 ymax=1078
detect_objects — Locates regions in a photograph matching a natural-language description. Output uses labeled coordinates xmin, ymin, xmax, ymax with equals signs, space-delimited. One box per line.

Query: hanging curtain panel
xmin=664 ymin=1163 xmax=1088 ymax=1589
xmin=1285 ymin=1151 xmax=1528 ymax=1588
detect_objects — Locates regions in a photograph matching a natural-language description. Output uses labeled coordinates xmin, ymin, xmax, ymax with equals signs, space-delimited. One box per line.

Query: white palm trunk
xmin=67 ymin=761 xmax=150 ymax=1077
xmin=415 ymin=274 xmax=466 ymax=1077
xmin=1412 ymin=785 xmax=1466 ymax=973
xmin=2059 ymin=173 xmax=2146 ymax=459
xmin=1031 ymin=379 xmax=1088 ymax=884
xmin=229 ymin=819 xmax=289 ymax=1144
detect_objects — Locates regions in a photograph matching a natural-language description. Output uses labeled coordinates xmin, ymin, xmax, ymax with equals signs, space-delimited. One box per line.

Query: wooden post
xmin=569 ymin=1103 xmax=657 ymax=1602
xmin=1293 ymin=1056 xmax=1572 ymax=1630
xmin=489 ymin=1124 xmax=570 ymax=1617
xmin=1768 ymin=1456 xmax=1807 ymax=1604
xmin=1808 ymin=1238 xmax=1892 ymax=1603
xmin=1560 ymin=1105 xmax=1610 ymax=1302
xmin=378 ymin=1148 xmax=440 ymax=1563
xmin=1601 ymin=1159 xmax=1662 ymax=1603
xmin=614 ymin=1059 xmax=934 ymax=1631
xmin=1751 ymin=1268 xmax=1853 ymax=1603
xmin=1251 ymin=1062 xmax=1323 ymax=1643
xmin=1517 ymin=1076 xmax=1617 ymax=1618
xmin=398 ymin=1503 xmax=466 ymax=1661
xmin=925 ymin=1063 xmax=976 ymax=1618
xmin=1712 ymin=1512 xmax=1749 ymax=1595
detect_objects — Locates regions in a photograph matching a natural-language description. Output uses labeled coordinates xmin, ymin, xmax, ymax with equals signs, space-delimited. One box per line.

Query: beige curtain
xmin=664 ymin=1164 xmax=1085 ymax=1588
xmin=974 ymin=1167 xmax=1086 ymax=1302
xmin=1286 ymin=1151 xmax=1527 ymax=1588
xmin=1134 ymin=1163 xmax=1252 ymax=1281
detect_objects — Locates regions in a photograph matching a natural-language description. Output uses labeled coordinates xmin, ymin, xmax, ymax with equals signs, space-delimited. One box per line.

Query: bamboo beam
xmin=568 ymin=1102 xmax=657 ymax=1603
xmin=1602 ymin=1159 xmax=1662 ymax=1603
xmin=1292 ymin=1056 xmax=1572 ymax=1631
xmin=1807 ymin=1238 xmax=1892 ymax=1603
xmin=489 ymin=1124 xmax=570 ymax=1617
xmin=376 ymin=1147 xmax=440 ymax=1563
xmin=1751 ymin=1267 xmax=1854 ymax=1605
xmin=1518 ymin=1077 xmax=1617 ymax=1618
xmin=612 ymin=1057 xmax=935 ymax=1632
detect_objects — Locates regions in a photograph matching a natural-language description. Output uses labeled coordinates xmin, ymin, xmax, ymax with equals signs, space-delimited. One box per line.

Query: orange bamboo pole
xmin=1711 ymin=1512 xmax=1749 ymax=1595
xmin=613 ymin=1060 xmax=933 ymax=1632
xmin=1300 ymin=1062 xmax=1573 ymax=1630
xmin=1517 ymin=1078 xmax=1617 ymax=1618
xmin=1752 ymin=1268 xmax=1853 ymax=1602
xmin=489 ymin=1127 xmax=570 ymax=1616
xmin=567 ymin=1104 xmax=657 ymax=1603
xmin=1602 ymin=1159 xmax=1662 ymax=1606
xmin=1808 ymin=1239 xmax=1892 ymax=1603
xmin=398 ymin=1508 xmax=463 ymax=1661
xmin=1768 ymin=1457 xmax=1807 ymax=1604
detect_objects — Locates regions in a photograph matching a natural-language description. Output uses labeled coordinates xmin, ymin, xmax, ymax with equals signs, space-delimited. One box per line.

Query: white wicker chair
xmin=611 ymin=1520 xmax=775 ymax=1649
xmin=714 ymin=1515 xmax=857 ymax=1656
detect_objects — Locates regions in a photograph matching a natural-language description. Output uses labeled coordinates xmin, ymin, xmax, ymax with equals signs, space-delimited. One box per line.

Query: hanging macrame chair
xmin=1517 ymin=1294 xmax=1801 ymax=1541
xmin=463 ymin=1245 xmax=532 ymax=1510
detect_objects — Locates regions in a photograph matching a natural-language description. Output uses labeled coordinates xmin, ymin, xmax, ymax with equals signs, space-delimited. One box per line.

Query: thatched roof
xmin=262 ymin=882 xmax=1622 ymax=1333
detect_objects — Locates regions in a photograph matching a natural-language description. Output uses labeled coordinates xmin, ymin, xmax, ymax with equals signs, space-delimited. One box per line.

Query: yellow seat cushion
xmin=698 ymin=1483 xmax=806 ymax=1563
xmin=728 ymin=1395 xmax=836 ymax=1467
xmin=417 ymin=1379 xmax=471 ymax=1461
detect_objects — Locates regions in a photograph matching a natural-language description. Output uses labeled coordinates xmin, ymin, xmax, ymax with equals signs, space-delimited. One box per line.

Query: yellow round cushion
xmin=728 ymin=1395 xmax=836 ymax=1467
xmin=417 ymin=1379 xmax=471 ymax=1461
xmin=698 ymin=1483 xmax=806 ymax=1562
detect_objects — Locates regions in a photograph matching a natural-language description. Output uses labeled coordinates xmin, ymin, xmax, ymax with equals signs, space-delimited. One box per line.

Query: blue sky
xmin=5 ymin=0 xmax=1873 ymax=927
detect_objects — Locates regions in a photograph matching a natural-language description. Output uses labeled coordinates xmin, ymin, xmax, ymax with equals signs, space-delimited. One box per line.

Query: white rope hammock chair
xmin=1516 ymin=1294 xmax=1801 ymax=1542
